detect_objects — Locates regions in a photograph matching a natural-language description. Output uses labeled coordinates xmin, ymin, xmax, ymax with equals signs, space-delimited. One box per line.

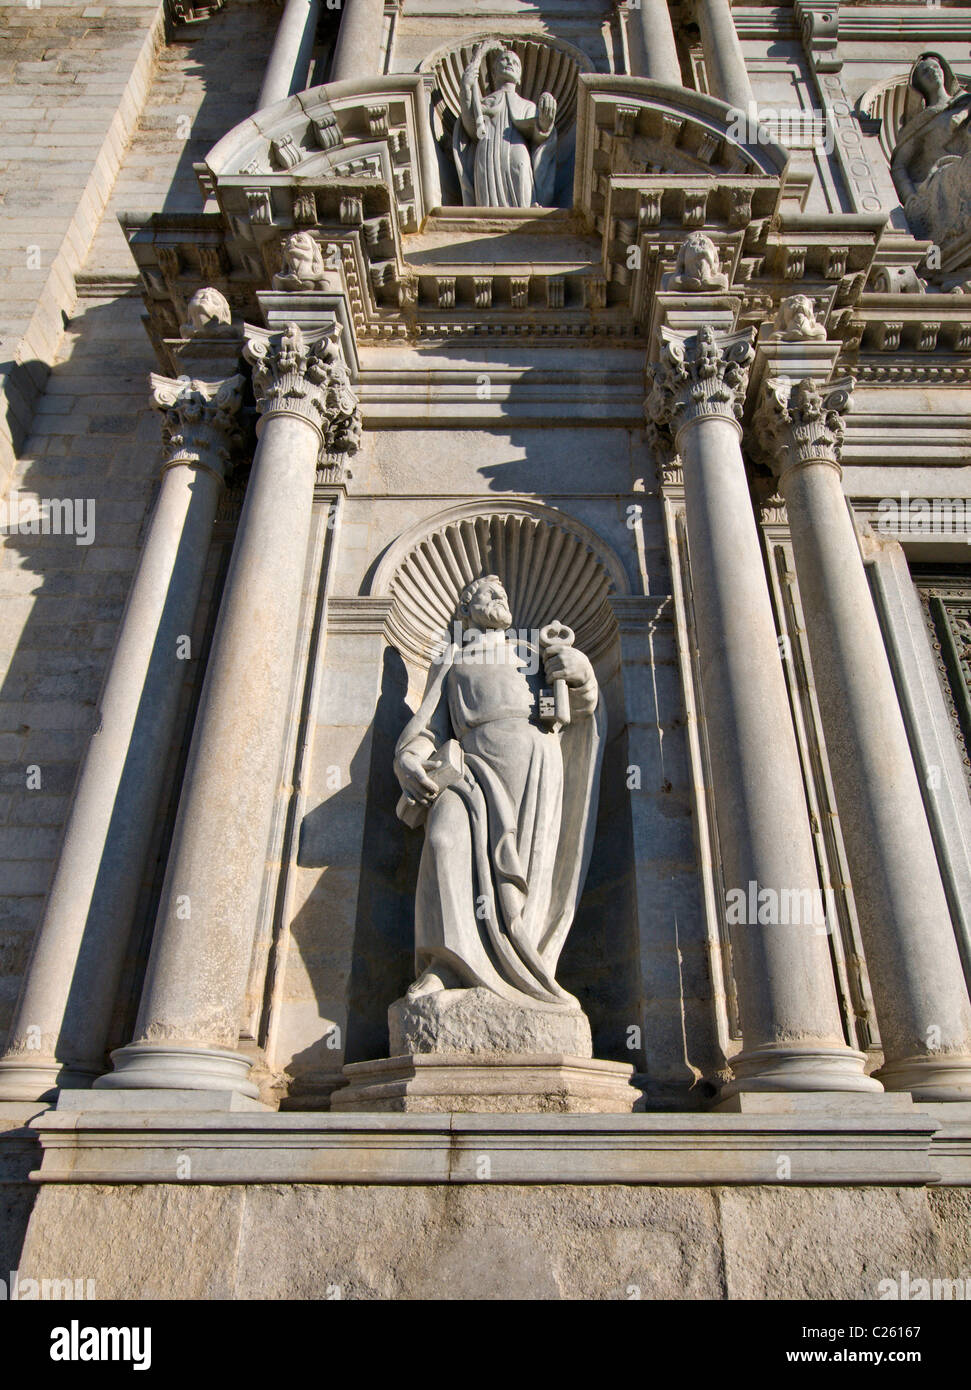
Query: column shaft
xmin=258 ymin=0 xmax=321 ymax=109
xmin=696 ymin=0 xmax=754 ymax=112
xmin=330 ymin=0 xmax=386 ymax=84
xmin=96 ymin=322 xmax=360 ymax=1098
xmin=780 ymin=457 xmax=971 ymax=1099
xmin=648 ymin=328 xmax=877 ymax=1097
xmin=630 ymin=0 xmax=682 ymax=84
xmin=0 ymin=376 xmax=241 ymax=1101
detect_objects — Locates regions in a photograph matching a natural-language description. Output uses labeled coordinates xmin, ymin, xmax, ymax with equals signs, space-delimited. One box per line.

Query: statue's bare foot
xmin=407 ymin=967 xmax=457 ymax=999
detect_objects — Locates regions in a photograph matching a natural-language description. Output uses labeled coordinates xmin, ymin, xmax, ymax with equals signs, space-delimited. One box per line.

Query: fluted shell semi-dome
xmin=379 ymin=508 xmax=624 ymax=666
xmin=420 ymin=33 xmax=593 ymax=136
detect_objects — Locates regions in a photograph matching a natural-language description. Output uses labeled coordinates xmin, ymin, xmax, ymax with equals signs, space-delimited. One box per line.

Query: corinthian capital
xmin=149 ymin=373 xmax=244 ymax=477
xmin=749 ymin=376 xmax=853 ymax=478
xmin=646 ymin=326 xmax=754 ymax=449
xmin=243 ymin=321 xmax=362 ymax=455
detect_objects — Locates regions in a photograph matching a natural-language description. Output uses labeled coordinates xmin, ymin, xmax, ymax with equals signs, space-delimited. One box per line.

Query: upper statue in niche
xmin=393 ymin=575 xmax=603 ymax=1011
xmin=453 ymin=41 xmax=558 ymax=208
xmin=891 ymin=52 xmax=971 ymax=257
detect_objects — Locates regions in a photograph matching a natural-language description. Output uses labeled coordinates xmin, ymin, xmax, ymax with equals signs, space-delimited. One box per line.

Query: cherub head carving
xmin=180 ymin=286 xmax=231 ymax=338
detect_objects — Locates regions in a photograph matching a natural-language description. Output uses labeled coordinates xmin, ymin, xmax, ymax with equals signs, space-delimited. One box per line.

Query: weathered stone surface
xmin=333 ymin=1053 xmax=636 ymax=1112
xmin=16 ymin=1182 xmax=971 ymax=1300
xmin=389 ymin=987 xmax=593 ymax=1057
xmin=19 ymin=1185 xmax=246 ymax=1300
xmin=716 ymin=1187 xmax=947 ymax=1300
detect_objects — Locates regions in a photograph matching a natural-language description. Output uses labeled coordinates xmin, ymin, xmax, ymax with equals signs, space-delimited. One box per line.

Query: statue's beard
xmin=477 ymin=601 xmax=511 ymax=629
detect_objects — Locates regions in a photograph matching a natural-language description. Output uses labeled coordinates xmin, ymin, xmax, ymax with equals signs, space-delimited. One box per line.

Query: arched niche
xmin=370 ymin=500 xmax=630 ymax=683
xmin=348 ymin=502 xmax=642 ymax=1066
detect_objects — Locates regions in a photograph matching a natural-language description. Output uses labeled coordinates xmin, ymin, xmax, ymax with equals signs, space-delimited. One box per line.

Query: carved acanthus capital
xmin=243 ymin=321 xmax=362 ymax=454
xmin=646 ymin=326 xmax=754 ymax=447
xmin=749 ymin=376 xmax=854 ymax=478
xmin=149 ymin=373 xmax=245 ymax=477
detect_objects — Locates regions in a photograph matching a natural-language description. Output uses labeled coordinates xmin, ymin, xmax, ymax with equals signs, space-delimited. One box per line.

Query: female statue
xmin=891 ymin=52 xmax=971 ymax=248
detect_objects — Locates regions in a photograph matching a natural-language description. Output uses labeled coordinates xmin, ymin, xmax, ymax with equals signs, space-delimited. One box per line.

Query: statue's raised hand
xmin=537 ymin=91 xmax=556 ymax=135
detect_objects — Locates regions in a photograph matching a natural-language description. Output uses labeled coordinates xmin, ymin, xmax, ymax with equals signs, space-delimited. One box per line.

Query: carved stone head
xmin=458 ymin=575 xmax=512 ymax=631
xmin=488 ymin=45 xmax=522 ymax=90
xmin=182 ymin=286 xmax=231 ymax=337
xmin=774 ymin=294 xmax=827 ymax=341
xmin=674 ymin=232 xmax=729 ymax=291
xmin=911 ymin=53 xmax=949 ymax=107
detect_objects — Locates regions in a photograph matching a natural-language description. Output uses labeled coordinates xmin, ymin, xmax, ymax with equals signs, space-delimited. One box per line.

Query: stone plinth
xmin=331 ymin=1054 xmax=639 ymax=1114
xmin=389 ymin=987 xmax=593 ymax=1058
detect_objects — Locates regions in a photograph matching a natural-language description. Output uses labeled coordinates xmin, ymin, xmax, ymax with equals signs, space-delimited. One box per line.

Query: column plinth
xmin=0 ymin=372 xmax=244 ymax=1102
xmin=96 ymin=322 xmax=360 ymax=1099
xmin=647 ymin=328 xmax=878 ymax=1098
xmin=752 ymin=373 xmax=971 ymax=1101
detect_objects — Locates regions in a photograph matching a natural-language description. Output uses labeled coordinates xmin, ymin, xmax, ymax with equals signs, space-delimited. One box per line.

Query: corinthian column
xmin=330 ymin=0 xmax=386 ymax=84
xmin=96 ymin=323 xmax=360 ymax=1099
xmin=0 ymin=374 xmax=243 ymax=1102
xmin=751 ymin=374 xmax=971 ymax=1100
xmin=646 ymin=328 xmax=878 ymax=1098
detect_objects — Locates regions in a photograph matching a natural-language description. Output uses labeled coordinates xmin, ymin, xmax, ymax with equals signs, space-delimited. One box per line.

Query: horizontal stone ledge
xmin=25 ymin=1108 xmax=957 ymax=1188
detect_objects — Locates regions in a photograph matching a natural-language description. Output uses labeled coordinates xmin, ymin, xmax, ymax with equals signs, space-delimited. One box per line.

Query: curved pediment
xmin=575 ymin=77 xmax=789 ymax=222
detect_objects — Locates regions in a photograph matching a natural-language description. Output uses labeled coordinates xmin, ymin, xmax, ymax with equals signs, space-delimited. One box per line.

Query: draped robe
xmin=453 ymin=85 xmax=558 ymax=209
xmin=395 ymin=631 xmax=604 ymax=1008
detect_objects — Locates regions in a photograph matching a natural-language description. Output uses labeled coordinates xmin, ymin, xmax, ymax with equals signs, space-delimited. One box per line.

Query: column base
xmin=876 ymin=1055 xmax=971 ymax=1101
xmin=0 ymin=1057 xmax=100 ymax=1103
xmin=332 ymin=1053 xmax=640 ymax=1114
xmin=720 ymin=1045 xmax=882 ymax=1101
xmin=93 ymin=1042 xmax=260 ymax=1099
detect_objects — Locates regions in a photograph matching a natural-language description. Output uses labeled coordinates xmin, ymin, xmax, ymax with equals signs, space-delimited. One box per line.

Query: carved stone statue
xmin=180 ymin=286 xmax=232 ymax=338
xmin=393 ymin=575 xmax=604 ymax=1036
xmin=671 ymin=231 xmax=729 ymax=291
xmin=272 ymin=232 xmax=338 ymax=291
xmin=453 ymin=41 xmax=558 ymax=208
xmin=772 ymin=294 xmax=827 ymax=341
xmin=891 ymin=52 xmax=971 ymax=257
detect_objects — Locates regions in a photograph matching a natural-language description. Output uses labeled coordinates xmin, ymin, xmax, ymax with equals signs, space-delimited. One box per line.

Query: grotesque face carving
xmin=185 ymin=286 xmax=231 ymax=334
xmin=459 ymin=575 xmax=513 ymax=631
xmin=775 ymin=293 xmax=826 ymax=340
xmin=282 ymin=232 xmax=324 ymax=278
xmin=681 ymin=232 xmax=718 ymax=280
xmin=671 ymin=231 xmax=728 ymax=291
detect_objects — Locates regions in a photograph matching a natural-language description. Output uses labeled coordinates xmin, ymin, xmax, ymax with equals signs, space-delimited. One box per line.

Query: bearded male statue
xmin=392 ymin=576 xmax=604 ymax=1047
xmin=453 ymin=41 xmax=558 ymax=208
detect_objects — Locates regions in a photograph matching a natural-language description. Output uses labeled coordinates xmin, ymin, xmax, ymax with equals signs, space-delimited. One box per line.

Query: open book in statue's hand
xmin=396 ymin=739 xmax=466 ymax=829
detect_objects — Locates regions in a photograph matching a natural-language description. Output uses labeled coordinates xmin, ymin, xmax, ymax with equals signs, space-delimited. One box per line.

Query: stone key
xmin=539 ymin=621 xmax=575 ymax=729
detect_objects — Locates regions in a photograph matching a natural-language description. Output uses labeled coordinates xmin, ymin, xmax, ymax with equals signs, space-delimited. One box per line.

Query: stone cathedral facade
xmin=1 ymin=0 xmax=971 ymax=1300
